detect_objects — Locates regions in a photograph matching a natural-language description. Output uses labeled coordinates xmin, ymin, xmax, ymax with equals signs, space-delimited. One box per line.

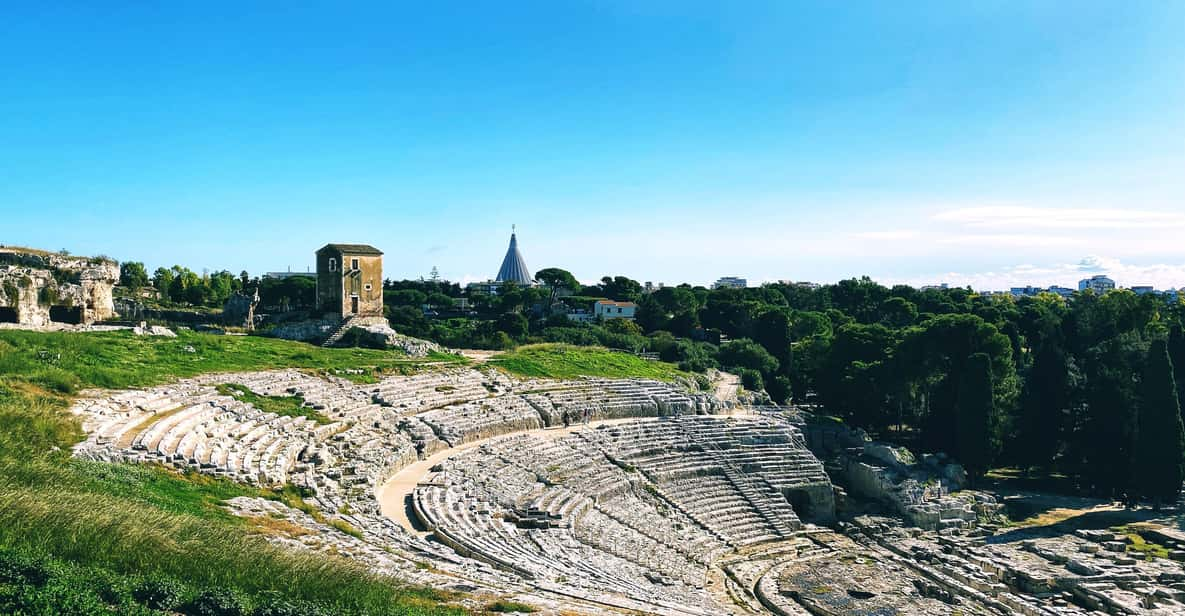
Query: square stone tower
xmin=315 ymin=244 xmax=383 ymax=319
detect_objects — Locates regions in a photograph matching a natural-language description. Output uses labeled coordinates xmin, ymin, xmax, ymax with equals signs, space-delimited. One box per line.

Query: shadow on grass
xmin=989 ymin=506 xmax=1166 ymax=544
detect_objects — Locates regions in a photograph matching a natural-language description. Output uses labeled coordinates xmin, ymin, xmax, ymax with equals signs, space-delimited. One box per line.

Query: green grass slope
xmin=490 ymin=343 xmax=688 ymax=381
xmin=0 ymin=329 xmax=465 ymax=615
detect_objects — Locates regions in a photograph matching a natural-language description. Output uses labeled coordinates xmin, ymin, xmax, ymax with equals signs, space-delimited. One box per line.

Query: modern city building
xmin=713 ymin=276 xmax=747 ymax=289
xmin=1078 ymin=275 xmax=1116 ymax=294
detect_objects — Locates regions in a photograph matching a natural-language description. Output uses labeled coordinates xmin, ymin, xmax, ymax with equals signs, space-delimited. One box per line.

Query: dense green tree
xmin=753 ymin=308 xmax=794 ymax=371
xmin=828 ymin=277 xmax=889 ymax=323
xmin=1015 ymin=339 xmax=1071 ymax=471
xmin=700 ymin=291 xmax=760 ymax=339
xmin=535 ymin=268 xmax=581 ymax=305
xmin=738 ymin=369 xmax=764 ymax=394
xmin=387 ymin=306 xmax=430 ymax=336
xmin=879 ymin=296 xmax=918 ymax=328
xmin=206 ymin=270 xmax=239 ymax=305
xmin=718 ymin=338 xmax=779 ymax=376
xmin=1134 ymin=338 xmax=1185 ymax=505
xmin=388 ymin=290 xmax=428 ymax=307
xmin=595 ymin=276 xmax=643 ymax=302
xmin=1080 ymin=333 xmax=1144 ymax=498
xmin=816 ymin=323 xmax=894 ymax=423
xmin=896 ymin=313 xmax=1017 ymax=454
xmin=636 ymin=287 xmax=700 ymax=334
xmin=119 ymin=261 xmax=149 ymax=291
xmin=496 ymin=312 xmax=529 ymax=339
xmin=766 ymin=375 xmax=792 ymax=405
xmin=1170 ymin=324 xmax=1185 ymax=425
xmin=603 ymin=317 xmax=643 ymax=337
xmin=426 ymin=292 xmax=455 ymax=309
xmin=258 ymin=276 xmax=315 ymax=312
xmin=152 ymin=267 xmax=174 ymax=294
xmin=496 ymin=281 xmax=525 ymax=313
xmin=955 ymin=353 xmax=999 ymax=481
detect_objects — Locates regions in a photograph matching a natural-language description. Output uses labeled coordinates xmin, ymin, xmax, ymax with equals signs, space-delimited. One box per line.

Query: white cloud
xmin=931 ymin=206 xmax=1185 ymax=230
xmin=935 ymin=234 xmax=1082 ymax=248
xmin=850 ymin=230 xmax=921 ymax=241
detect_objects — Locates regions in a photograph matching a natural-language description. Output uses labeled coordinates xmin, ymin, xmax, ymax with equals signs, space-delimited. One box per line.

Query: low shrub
xmin=185 ymin=587 xmax=250 ymax=616
xmin=133 ymin=574 xmax=188 ymax=610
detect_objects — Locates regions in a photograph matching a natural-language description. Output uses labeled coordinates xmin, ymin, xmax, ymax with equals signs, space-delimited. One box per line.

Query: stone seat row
xmin=414 ymin=479 xmax=711 ymax=610
xmin=418 ymin=396 xmax=544 ymax=446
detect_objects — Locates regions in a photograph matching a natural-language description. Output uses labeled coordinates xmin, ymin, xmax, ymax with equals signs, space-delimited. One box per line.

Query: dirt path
xmin=711 ymin=370 xmax=741 ymax=405
xmin=456 ymin=349 xmax=500 ymax=363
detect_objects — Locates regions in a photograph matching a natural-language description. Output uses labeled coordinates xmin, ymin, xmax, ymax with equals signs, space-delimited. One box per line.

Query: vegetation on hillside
xmin=0 ymin=329 xmax=461 ymax=392
xmin=214 ymin=383 xmax=330 ymax=425
xmin=0 ymin=329 xmax=465 ymax=615
xmin=490 ymin=343 xmax=688 ymax=382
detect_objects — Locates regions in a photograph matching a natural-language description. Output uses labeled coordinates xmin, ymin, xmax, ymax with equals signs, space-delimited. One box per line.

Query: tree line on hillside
xmin=119 ymin=263 xmax=317 ymax=312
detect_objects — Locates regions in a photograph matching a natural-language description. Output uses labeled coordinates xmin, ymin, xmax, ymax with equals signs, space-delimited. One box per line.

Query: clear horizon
xmin=3 ymin=3 xmax=1183 ymax=291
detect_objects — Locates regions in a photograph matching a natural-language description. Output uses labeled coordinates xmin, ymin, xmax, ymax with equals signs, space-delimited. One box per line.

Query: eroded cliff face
xmin=0 ymin=249 xmax=119 ymax=326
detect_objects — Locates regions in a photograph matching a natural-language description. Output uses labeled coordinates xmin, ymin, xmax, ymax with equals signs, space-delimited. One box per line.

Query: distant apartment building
xmin=1078 ymin=275 xmax=1116 ymax=294
xmin=264 ymin=270 xmax=316 ymax=279
xmin=643 ymin=281 xmax=665 ymax=294
xmin=1010 ymin=285 xmax=1074 ymax=299
xmin=778 ymin=280 xmax=820 ymax=290
xmin=594 ymin=300 xmax=637 ymax=320
xmin=713 ymin=276 xmax=747 ymax=289
xmin=1131 ymin=285 xmax=1155 ymax=295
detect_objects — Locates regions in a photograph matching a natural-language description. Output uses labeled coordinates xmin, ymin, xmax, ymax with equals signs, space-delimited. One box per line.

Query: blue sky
xmin=3 ymin=2 xmax=1183 ymax=289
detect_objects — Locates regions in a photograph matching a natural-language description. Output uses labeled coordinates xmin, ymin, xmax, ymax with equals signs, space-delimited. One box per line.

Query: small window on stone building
xmin=351 ymin=258 xmax=359 ymax=270
xmin=329 ymin=258 xmax=337 ymax=272
xmin=364 ymin=283 xmax=372 ymax=291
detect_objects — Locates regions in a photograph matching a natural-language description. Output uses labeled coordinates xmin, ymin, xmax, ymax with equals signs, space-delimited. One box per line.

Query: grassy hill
xmin=0 ymin=329 xmax=466 ymax=616
xmin=490 ymin=343 xmax=688 ymax=382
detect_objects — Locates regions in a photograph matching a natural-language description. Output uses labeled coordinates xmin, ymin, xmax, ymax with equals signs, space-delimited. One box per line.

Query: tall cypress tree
xmin=1082 ymin=334 xmax=1142 ymax=499
xmin=1018 ymin=340 xmax=1070 ymax=471
xmin=1169 ymin=324 xmax=1185 ymax=426
xmin=1135 ymin=338 xmax=1185 ymax=505
xmin=956 ymin=353 xmax=998 ymax=481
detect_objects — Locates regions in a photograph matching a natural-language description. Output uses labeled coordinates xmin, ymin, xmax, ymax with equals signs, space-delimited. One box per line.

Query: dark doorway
xmin=350 ymin=296 xmax=359 ymax=314
xmin=785 ymin=488 xmax=815 ymax=521
xmin=49 ymin=305 xmax=83 ymax=324
xmin=0 ymin=307 xmax=17 ymax=323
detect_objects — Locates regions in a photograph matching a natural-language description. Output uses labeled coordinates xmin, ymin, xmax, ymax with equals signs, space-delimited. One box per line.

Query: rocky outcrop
xmin=0 ymin=248 xmax=119 ymax=326
xmin=345 ymin=321 xmax=444 ymax=357
xmin=267 ymin=315 xmax=444 ymax=358
xmin=222 ymin=289 xmax=259 ymax=330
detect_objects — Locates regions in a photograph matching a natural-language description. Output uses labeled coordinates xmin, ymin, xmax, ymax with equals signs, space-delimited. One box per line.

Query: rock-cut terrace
xmin=70 ymin=365 xmax=1185 ymax=615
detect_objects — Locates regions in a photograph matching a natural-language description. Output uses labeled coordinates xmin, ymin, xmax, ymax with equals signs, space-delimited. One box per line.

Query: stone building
xmin=315 ymin=244 xmax=384 ymax=319
xmin=0 ymin=248 xmax=119 ymax=326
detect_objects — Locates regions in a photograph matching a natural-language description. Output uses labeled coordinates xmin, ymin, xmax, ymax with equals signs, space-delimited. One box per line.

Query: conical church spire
xmin=495 ymin=226 xmax=533 ymax=285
